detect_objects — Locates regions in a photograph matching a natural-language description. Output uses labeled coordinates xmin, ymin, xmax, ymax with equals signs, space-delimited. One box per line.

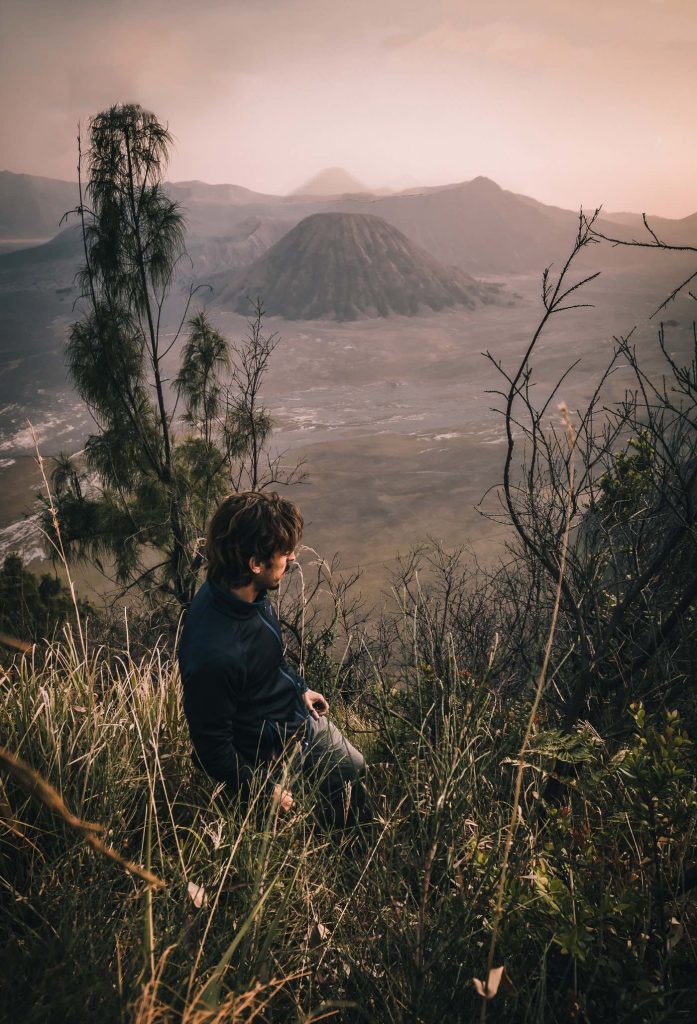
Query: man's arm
xmin=182 ymin=663 xmax=259 ymax=794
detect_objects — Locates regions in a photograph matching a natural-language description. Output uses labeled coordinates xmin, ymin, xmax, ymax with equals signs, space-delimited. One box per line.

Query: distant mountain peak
xmin=467 ymin=176 xmax=502 ymax=192
xmin=292 ymin=167 xmax=369 ymax=196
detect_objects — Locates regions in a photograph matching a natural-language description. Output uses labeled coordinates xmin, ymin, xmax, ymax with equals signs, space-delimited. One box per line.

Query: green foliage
xmin=44 ymin=105 xmax=285 ymax=611
xmin=596 ymin=430 xmax=656 ymax=515
xmin=502 ymin=706 xmax=697 ymax=1021
xmin=175 ymin=312 xmax=230 ymax=439
xmin=579 ymin=412 xmax=697 ymax=717
xmin=0 ymin=554 xmax=92 ymax=643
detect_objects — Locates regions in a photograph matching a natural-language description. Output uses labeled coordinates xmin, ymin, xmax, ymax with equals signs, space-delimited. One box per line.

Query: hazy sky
xmin=1 ymin=0 xmax=695 ymax=216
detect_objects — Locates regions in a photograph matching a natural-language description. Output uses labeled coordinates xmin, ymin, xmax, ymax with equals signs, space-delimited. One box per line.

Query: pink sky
xmin=1 ymin=0 xmax=696 ymax=216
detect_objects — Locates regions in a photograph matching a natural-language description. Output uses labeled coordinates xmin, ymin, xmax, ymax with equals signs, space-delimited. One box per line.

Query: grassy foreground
xmin=1 ymin=627 xmax=696 ymax=1024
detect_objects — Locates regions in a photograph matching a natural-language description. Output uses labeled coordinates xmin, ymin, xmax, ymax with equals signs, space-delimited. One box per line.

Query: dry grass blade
xmin=83 ymin=833 xmax=166 ymax=889
xmin=0 ymin=746 xmax=166 ymax=888
xmin=30 ymin=421 xmax=87 ymax=662
xmin=176 ymin=975 xmax=295 ymax=1024
xmin=0 ymin=631 xmax=32 ymax=653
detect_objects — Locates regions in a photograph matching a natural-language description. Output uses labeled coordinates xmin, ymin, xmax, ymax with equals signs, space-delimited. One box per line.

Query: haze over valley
xmin=1 ymin=166 xmax=696 ymax=599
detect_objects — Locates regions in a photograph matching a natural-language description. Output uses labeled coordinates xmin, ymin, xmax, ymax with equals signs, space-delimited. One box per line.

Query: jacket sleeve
xmin=269 ymin=603 xmax=308 ymax=694
xmin=182 ymin=660 xmax=262 ymax=795
xmin=283 ymin=661 xmax=309 ymax=695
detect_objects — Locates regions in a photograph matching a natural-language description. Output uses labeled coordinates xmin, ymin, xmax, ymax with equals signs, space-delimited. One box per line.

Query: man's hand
xmin=272 ymin=784 xmax=294 ymax=813
xmin=304 ymin=688 xmax=329 ymax=720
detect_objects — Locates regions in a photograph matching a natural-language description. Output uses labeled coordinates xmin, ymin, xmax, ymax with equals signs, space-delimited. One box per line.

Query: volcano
xmin=292 ymin=167 xmax=369 ymax=196
xmin=214 ymin=212 xmax=503 ymax=321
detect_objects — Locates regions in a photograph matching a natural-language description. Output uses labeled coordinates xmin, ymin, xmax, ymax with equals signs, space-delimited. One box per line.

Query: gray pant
xmin=300 ymin=715 xmax=366 ymax=825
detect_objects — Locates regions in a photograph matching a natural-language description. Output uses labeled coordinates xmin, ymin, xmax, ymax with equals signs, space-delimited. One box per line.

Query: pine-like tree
xmin=46 ymin=104 xmax=286 ymax=610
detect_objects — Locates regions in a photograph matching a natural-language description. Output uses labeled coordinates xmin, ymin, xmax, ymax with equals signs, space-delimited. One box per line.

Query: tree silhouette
xmin=45 ymin=104 xmax=291 ymax=611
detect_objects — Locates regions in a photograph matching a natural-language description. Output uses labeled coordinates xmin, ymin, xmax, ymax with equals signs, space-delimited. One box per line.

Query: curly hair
xmin=206 ymin=492 xmax=303 ymax=587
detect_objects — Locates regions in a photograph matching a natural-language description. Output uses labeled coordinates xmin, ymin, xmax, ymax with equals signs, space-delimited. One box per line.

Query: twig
xmin=0 ymin=746 xmax=165 ymax=888
xmin=478 ymin=404 xmax=576 ymax=1020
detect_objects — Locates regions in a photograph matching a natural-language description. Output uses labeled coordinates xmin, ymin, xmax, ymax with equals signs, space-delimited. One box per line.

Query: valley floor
xmin=1 ymin=260 xmax=696 ymax=605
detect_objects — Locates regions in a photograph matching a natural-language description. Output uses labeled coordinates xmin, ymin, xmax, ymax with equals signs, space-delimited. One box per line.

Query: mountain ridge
xmin=2 ymin=170 xmax=696 ymax=280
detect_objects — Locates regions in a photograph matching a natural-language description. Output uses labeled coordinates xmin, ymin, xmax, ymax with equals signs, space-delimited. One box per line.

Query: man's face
xmin=254 ymin=549 xmax=296 ymax=591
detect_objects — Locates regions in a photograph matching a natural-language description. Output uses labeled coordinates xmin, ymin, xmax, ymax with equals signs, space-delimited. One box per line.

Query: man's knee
xmin=328 ymin=721 xmax=366 ymax=782
xmin=306 ymin=716 xmax=365 ymax=786
xmin=346 ymin=745 xmax=366 ymax=782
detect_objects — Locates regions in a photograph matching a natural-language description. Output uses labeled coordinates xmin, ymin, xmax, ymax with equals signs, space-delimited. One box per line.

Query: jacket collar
xmin=207 ymin=579 xmax=268 ymax=619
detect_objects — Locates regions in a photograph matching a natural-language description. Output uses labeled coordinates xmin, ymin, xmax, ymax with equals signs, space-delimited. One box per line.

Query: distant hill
xmin=326 ymin=177 xmax=581 ymax=274
xmin=0 ymin=173 xmax=295 ymax=249
xmin=595 ymin=209 xmax=697 ymax=247
xmin=292 ymin=167 xmax=370 ymax=196
xmin=168 ymin=179 xmax=283 ymax=206
xmin=0 ymin=216 xmax=291 ymax=291
xmin=0 ymin=223 xmax=81 ymax=270
xmin=0 ymin=224 xmax=82 ymax=298
xmin=0 ymin=171 xmax=76 ymax=240
xmin=166 ymin=180 xmax=299 ymax=239
xmin=184 ymin=216 xmax=293 ymax=277
xmin=214 ymin=212 xmax=504 ymax=321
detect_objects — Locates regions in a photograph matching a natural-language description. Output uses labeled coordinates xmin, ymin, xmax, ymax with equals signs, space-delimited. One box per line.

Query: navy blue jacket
xmin=178 ymin=580 xmax=311 ymax=792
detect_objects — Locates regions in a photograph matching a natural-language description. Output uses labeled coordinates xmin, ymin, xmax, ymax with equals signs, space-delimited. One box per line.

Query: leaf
xmin=187 ymin=881 xmax=207 ymax=909
xmin=307 ymin=921 xmax=329 ymax=949
xmin=667 ymin=917 xmax=684 ymax=953
xmin=473 ymin=966 xmax=515 ymax=999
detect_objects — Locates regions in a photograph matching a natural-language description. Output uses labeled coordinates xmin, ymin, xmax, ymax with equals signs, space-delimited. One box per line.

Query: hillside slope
xmin=0 ymin=171 xmax=76 ymax=240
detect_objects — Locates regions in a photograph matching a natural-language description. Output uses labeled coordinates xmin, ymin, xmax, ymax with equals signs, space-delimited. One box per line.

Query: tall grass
xmin=2 ymin=617 xmax=696 ymax=1023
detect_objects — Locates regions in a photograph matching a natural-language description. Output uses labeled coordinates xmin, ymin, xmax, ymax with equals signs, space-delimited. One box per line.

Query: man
xmin=178 ymin=491 xmax=365 ymax=822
